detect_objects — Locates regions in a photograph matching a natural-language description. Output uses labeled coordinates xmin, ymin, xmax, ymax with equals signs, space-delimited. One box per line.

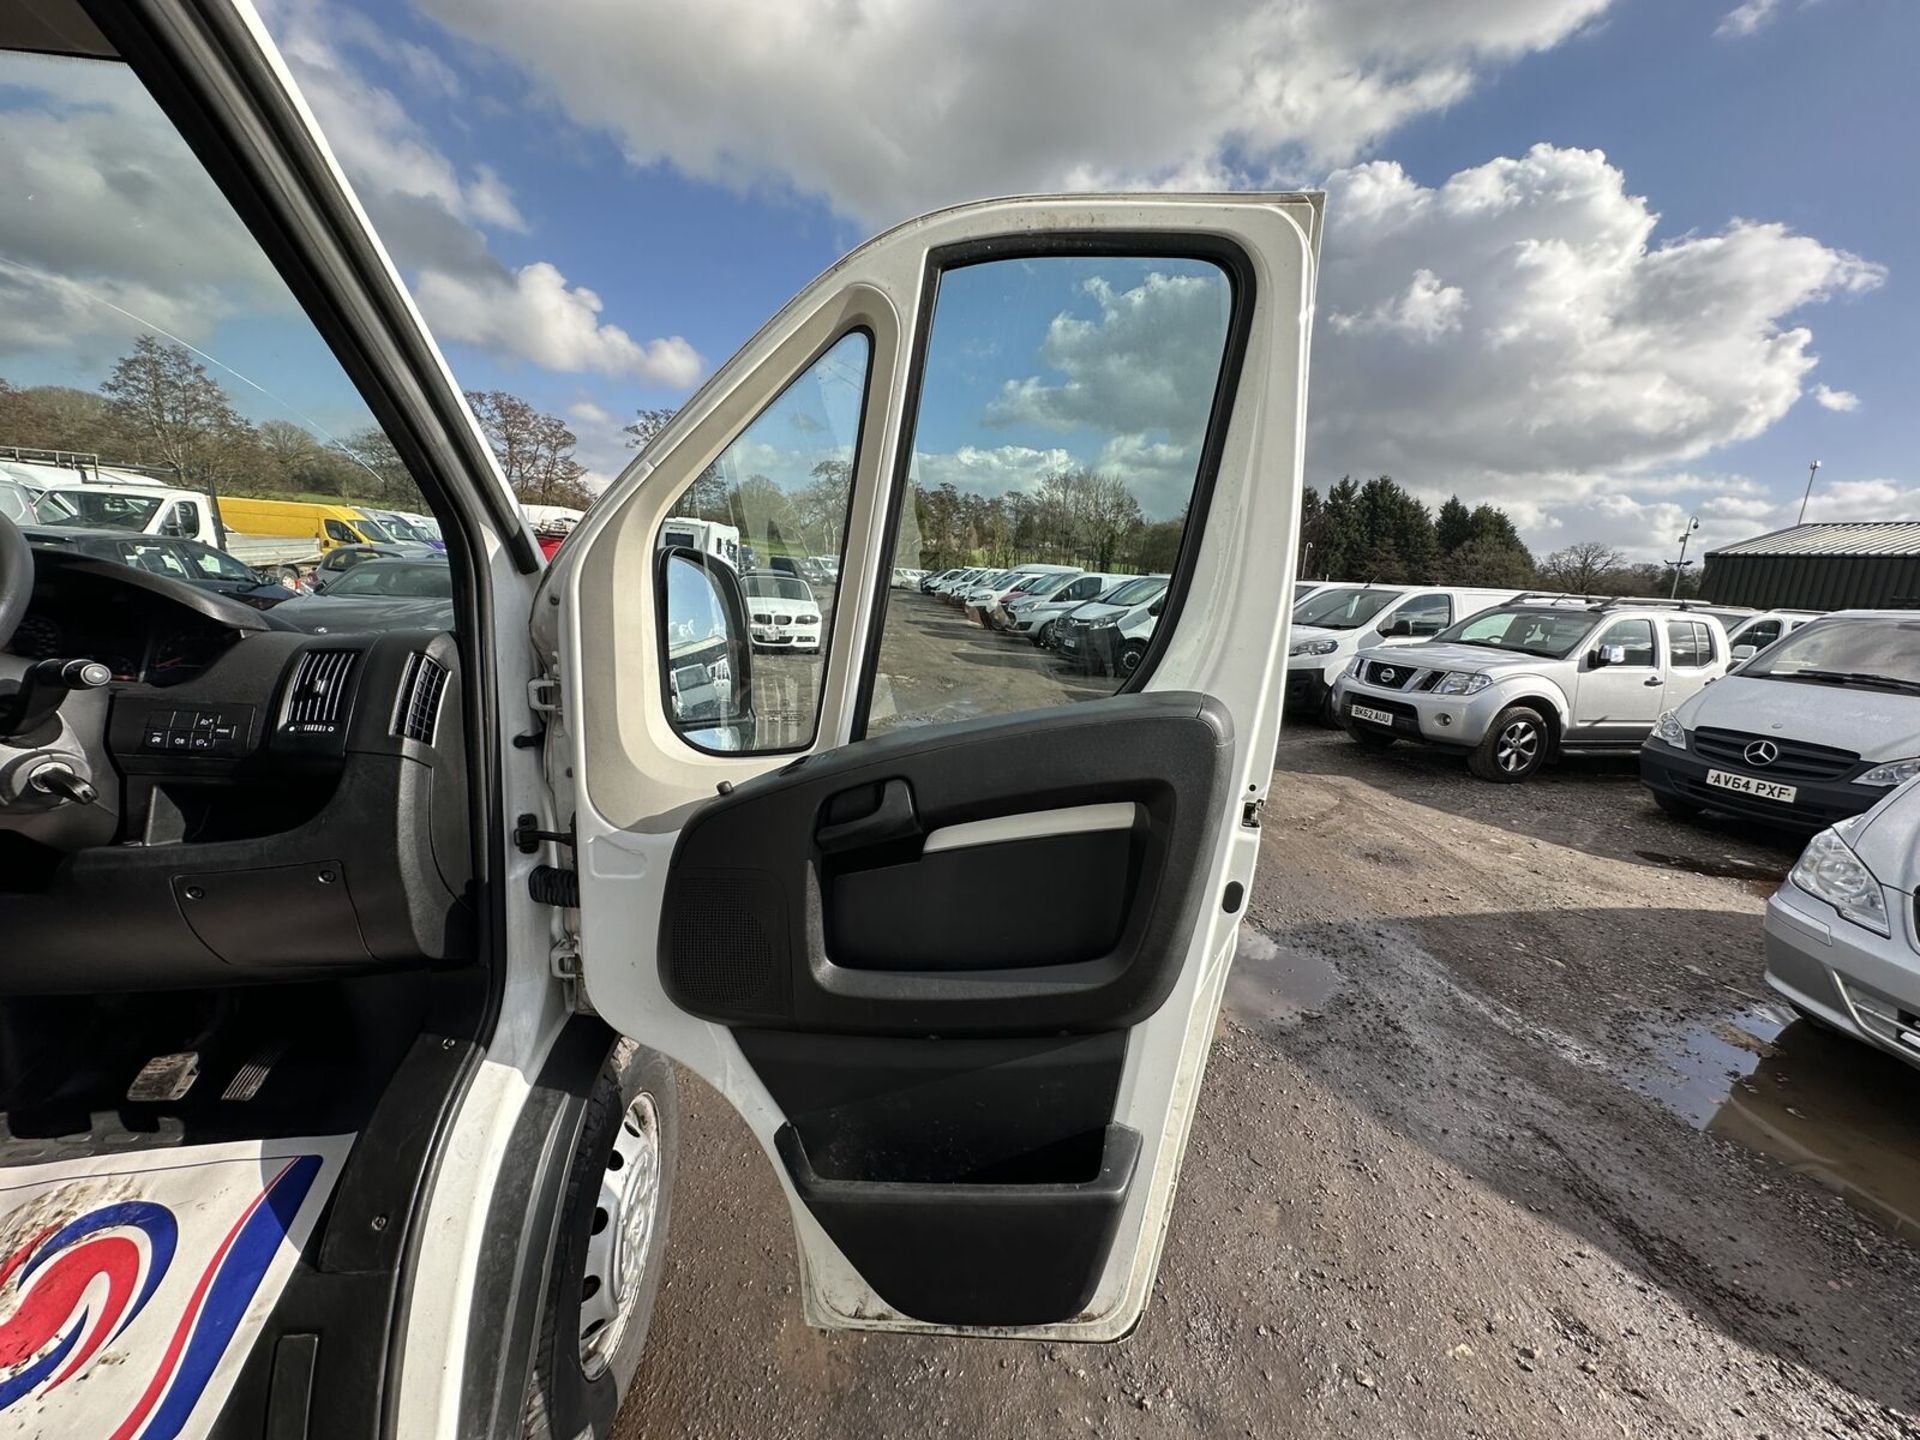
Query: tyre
xmin=1116 ymin=639 xmax=1147 ymax=677
xmin=523 ymin=1042 xmax=678 ymax=1439
xmin=277 ymin=564 xmax=302 ymax=588
xmin=1033 ymin=620 xmax=1056 ymax=648
xmin=1652 ymin=790 xmax=1704 ymax=822
xmin=1468 ymin=705 xmax=1549 ymax=782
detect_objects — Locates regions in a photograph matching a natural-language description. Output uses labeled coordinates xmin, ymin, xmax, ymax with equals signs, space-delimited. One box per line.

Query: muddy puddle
xmin=1225 ymin=926 xmax=1346 ymax=1027
xmin=1631 ymin=1004 xmax=1920 ymax=1241
xmin=1633 ymin=849 xmax=1790 ymax=897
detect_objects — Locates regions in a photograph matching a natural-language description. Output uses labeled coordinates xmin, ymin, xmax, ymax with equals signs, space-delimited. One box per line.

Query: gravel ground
xmin=616 ymin=619 xmax=1920 ymax=1440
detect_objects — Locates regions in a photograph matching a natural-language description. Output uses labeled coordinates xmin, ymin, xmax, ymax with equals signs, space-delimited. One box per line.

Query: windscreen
xmin=1293 ymin=586 xmax=1402 ymax=629
xmin=1741 ymin=618 xmax=1920 ymax=691
xmin=1436 ymin=607 xmax=1598 ymax=659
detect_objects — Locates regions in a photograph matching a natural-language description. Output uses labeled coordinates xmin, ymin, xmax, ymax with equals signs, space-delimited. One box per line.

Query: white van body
xmin=657 ymin=515 xmax=742 ymax=568
xmin=1286 ymin=584 xmax=1523 ymax=719
xmin=2 ymin=461 xmax=223 ymax=548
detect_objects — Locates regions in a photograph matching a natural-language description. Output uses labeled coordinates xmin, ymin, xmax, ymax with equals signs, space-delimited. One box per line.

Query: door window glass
xmin=1389 ymin=593 xmax=1452 ymax=637
xmin=1739 ymin=619 xmax=1782 ymax=650
xmin=0 ymin=49 xmax=448 ymax=642
xmin=866 ymin=254 xmax=1234 ymax=733
xmin=1596 ymin=618 xmax=1656 ymax=667
xmin=324 ymin=520 xmax=357 ymax=543
xmin=1667 ymin=619 xmax=1714 ymax=669
xmin=652 ymin=330 xmax=869 ymax=753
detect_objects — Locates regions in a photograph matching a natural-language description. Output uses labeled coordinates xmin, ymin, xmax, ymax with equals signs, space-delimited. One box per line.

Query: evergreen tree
xmin=1435 ymin=495 xmax=1473 ymax=554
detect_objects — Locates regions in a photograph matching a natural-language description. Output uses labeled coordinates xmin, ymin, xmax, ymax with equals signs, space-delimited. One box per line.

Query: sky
xmin=0 ymin=0 xmax=1912 ymax=566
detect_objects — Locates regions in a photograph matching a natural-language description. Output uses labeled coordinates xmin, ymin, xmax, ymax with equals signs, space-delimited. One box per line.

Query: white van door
xmin=548 ymin=193 xmax=1321 ymax=1339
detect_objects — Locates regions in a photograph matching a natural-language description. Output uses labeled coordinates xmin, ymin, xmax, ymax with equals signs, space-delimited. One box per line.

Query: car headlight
xmin=1789 ymin=830 xmax=1890 ymax=935
xmin=1290 ymin=638 xmax=1339 ymax=657
xmin=1855 ymin=757 xmax=1920 ymax=787
xmin=1434 ymin=671 xmax=1491 ymax=697
xmin=1652 ymin=710 xmax=1687 ymax=749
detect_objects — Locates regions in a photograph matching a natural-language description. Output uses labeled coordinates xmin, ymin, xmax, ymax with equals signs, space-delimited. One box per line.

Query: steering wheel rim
xmin=0 ymin=509 xmax=30 ymax=652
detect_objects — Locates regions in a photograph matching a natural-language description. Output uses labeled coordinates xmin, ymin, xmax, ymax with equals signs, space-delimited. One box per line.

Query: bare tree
xmin=101 ymin=334 xmax=253 ymax=481
xmin=1538 ymin=541 xmax=1627 ymax=595
xmin=466 ymin=390 xmax=592 ymax=509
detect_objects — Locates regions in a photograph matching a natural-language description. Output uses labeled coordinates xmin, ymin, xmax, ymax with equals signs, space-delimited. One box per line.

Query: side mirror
xmin=1592 ymin=644 xmax=1627 ymax=669
xmin=1380 ymin=617 xmax=1415 ymax=637
xmin=657 ymin=545 xmax=755 ymax=751
xmin=1730 ymin=644 xmax=1756 ymax=663
xmin=1148 ymin=598 xmax=1164 ymax=618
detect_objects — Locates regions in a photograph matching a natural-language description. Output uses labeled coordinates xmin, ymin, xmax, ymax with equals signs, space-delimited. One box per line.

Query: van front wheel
xmin=1469 ymin=706 xmax=1548 ymax=783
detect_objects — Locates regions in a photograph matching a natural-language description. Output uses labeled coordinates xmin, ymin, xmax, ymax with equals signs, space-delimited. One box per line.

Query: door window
xmin=324 ymin=519 xmax=358 ymax=543
xmin=170 ymin=499 xmax=201 ymax=536
xmin=1737 ymin=618 xmax=1782 ymax=650
xmin=864 ymin=254 xmax=1235 ymax=733
xmin=1666 ymin=619 xmax=1715 ymax=669
xmin=652 ymin=330 xmax=870 ymax=753
xmin=1387 ymin=593 xmax=1452 ymax=637
xmin=1595 ymin=618 xmax=1656 ymax=667
xmin=114 ymin=541 xmax=192 ymax=579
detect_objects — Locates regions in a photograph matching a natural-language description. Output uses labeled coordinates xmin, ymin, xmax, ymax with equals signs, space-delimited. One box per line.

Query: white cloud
xmin=567 ymin=399 xmax=618 ymax=428
xmin=413 ymin=263 xmax=704 ymax=385
xmin=912 ymin=445 xmax=1077 ymax=502
xmin=416 ymin=0 xmax=1616 ymax=226
xmin=1716 ymin=0 xmax=1781 ymax=37
xmin=1812 ymin=382 xmax=1861 ymax=412
xmin=1308 ymin=144 xmax=1884 ymax=555
xmin=265 ymin=0 xmax=702 ymax=388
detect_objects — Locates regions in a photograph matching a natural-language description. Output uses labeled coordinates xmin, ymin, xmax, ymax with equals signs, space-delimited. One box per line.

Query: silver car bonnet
xmin=1675 ymin=675 xmax=1920 ymax=763
xmin=1350 ymin=640 xmax=1549 ymax=675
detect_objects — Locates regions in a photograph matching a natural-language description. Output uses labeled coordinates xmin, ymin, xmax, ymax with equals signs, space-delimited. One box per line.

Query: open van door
xmin=538 ymin=193 xmax=1321 ymax=1338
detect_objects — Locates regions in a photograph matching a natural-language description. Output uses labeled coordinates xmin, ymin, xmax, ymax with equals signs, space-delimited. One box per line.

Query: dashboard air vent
xmin=393 ymin=652 xmax=449 ymax=744
xmin=283 ymin=649 xmax=357 ymax=735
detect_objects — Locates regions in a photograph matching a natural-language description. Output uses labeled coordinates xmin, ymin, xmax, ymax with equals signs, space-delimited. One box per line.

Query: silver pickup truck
xmin=1331 ymin=598 xmax=1731 ymax=781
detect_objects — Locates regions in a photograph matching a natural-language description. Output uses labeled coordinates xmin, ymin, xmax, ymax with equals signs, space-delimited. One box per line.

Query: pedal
xmin=222 ymin=1040 xmax=289 ymax=1102
xmin=127 ymin=1051 xmax=200 ymax=1103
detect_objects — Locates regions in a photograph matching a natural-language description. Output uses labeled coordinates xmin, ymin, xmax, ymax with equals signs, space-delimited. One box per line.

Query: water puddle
xmin=1225 ymin=926 xmax=1346 ymax=1028
xmin=1631 ymin=1005 xmax=1920 ymax=1241
xmin=1633 ymin=850 xmax=1789 ymax=897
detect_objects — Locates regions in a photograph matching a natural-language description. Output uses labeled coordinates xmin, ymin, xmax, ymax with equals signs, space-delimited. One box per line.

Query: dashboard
xmin=8 ymin=551 xmax=255 ymax=686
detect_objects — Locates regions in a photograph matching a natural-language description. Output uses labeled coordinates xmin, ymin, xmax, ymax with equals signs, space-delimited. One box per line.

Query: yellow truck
xmin=214 ymin=497 xmax=405 ymax=582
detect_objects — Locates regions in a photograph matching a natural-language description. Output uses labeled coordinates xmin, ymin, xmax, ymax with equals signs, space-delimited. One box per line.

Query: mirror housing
xmin=1730 ymin=643 xmax=1756 ymax=664
xmin=1592 ymin=643 xmax=1627 ymax=669
xmin=1380 ymin=617 xmax=1415 ymax=637
xmin=656 ymin=544 xmax=756 ymax=752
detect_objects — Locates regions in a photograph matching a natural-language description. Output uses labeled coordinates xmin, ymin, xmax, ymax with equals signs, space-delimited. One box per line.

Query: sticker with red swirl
xmin=0 ymin=1136 xmax=351 ymax=1438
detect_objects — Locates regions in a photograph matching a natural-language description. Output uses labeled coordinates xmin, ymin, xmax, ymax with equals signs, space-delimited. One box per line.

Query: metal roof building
xmin=1702 ymin=521 xmax=1920 ymax=610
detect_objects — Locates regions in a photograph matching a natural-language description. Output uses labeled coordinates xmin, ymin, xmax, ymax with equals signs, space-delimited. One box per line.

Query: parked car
xmin=307 ymin=540 xmax=441 ymax=592
xmin=1640 ymin=611 xmax=1920 ymax=828
xmin=1726 ymin=608 xmax=1823 ymax=664
xmin=269 ymin=556 xmax=455 ymax=634
xmin=1082 ymin=592 xmax=1168 ymax=677
xmin=28 ymin=475 xmax=224 ymax=547
xmin=930 ymin=566 xmax=989 ymax=598
xmin=22 ymin=525 xmax=299 ymax=609
xmin=1763 ymin=776 xmax=1920 ymax=1073
xmin=741 ymin=571 xmax=824 ymax=652
xmin=1288 ymin=584 xmax=1524 ymax=722
xmin=0 ymin=476 xmax=79 ymax=527
xmin=1004 ymin=572 xmax=1129 ymax=643
xmin=1335 ymin=599 xmax=1731 ymax=782
xmin=965 ymin=565 xmax=1080 ymax=626
xmin=918 ymin=567 xmax=962 ymax=594
xmin=1051 ymin=575 xmax=1171 ymax=669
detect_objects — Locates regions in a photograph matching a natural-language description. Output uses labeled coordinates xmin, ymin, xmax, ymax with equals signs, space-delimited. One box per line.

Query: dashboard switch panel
xmin=137 ymin=705 xmax=255 ymax=758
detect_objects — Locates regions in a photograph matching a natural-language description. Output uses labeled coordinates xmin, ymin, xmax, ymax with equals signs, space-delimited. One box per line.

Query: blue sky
xmin=0 ymin=0 xmax=1911 ymax=565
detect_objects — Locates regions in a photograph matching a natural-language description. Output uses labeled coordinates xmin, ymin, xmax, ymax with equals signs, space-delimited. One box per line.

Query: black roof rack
xmin=1507 ymin=591 xmax=1720 ymax=612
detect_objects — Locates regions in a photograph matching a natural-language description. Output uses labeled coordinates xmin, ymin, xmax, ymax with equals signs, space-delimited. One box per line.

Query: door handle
xmin=816 ymin=777 xmax=920 ymax=853
xmin=1643 ymin=675 xmax=1664 ymax=687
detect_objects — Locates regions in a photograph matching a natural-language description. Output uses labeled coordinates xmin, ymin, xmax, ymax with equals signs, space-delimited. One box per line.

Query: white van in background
xmin=657 ymin=515 xmax=742 ymax=568
xmin=14 ymin=473 xmax=223 ymax=548
xmin=1286 ymin=584 xmax=1523 ymax=721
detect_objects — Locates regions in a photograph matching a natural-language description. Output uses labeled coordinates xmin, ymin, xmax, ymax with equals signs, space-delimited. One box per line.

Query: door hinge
xmin=549 ymin=934 xmax=581 ymax=981
xmin=1241 ymin=797 xmax=1265 ymax=829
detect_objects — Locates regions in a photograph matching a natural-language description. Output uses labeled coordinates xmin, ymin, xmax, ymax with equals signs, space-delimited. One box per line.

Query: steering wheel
xmin=0 ymin=510 xmax=30 ymax=652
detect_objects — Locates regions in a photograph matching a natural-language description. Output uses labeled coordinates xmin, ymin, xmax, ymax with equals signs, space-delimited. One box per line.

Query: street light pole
xmin=1670 ymin=515 xmax=1701 ymax=599
xmin=1797 ymin=459 xmax=1822 ymax=525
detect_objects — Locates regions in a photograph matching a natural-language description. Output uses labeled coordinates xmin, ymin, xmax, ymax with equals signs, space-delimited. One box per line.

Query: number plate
xmin=1349 ymin=704 xmax=1396 ymax=728
xmin=1705 ymin=769 xmax=1797 ymax=803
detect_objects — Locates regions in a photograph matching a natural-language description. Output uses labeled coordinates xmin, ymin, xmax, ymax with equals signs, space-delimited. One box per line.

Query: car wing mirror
xmin=657 ymin=544 xmax=755 ymax=751
xmin=1730 ymin=644 xmax=1756 ymax=663
xmin=1592 ymin=644 xmax=1626 ymax=668
xmin=1381 ymin=617 xmax=1414 ymax=637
